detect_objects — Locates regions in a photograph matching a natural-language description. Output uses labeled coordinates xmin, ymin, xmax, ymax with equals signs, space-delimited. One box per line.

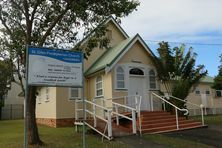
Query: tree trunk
xmin=27 ymin=86 xmax=42 ymax=145
xmin=0 ymin=106 xmax=2 ymax=120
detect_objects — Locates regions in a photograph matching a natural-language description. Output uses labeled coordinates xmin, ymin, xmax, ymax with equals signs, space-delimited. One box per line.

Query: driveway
xmin=163 ymin=125 xmax=222 ymax=147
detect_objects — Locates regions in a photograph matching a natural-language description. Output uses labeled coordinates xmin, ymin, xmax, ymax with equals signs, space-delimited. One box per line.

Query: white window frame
xmin=149 ymin=69 xmax=157 ymax=90
xmin=115 ymin=66 xmax=126 ymax=90
xmin=45 ymin=87 xmax=50 ymax=102
xmin=69 ymin=88 xmax=81 ymax=101
xmin=95 ymin=76 xmax=103 ymax=98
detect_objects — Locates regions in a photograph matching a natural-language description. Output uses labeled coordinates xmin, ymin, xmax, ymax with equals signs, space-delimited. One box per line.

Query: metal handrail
xmin=168 ymin=95 xmax=201 ymax=108
xmin=93 ymin=95 xmax=141 ymax=135
xmin=74 ymin=99 xmax=113 ymax=140
xmin=152 ymin=93 xmax=189 ymax=115
xmin=151 ymin=92 xmax=189 ymax=130
xmin=168 ymin=95 xmax=205 ymax=126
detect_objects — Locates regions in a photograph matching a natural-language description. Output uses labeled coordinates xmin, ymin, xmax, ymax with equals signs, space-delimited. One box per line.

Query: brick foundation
xmin=36 ymin=118 xmax=75 ymax=127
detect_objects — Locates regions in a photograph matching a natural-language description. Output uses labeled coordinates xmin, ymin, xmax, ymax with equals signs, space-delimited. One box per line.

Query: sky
xmin=120 ymin=0 xmax=222 ymax=77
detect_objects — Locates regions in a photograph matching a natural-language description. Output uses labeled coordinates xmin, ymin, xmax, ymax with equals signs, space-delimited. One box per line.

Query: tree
xmin=0 ymin=59 xmax=13 ymax=119
xmin=150 ymin=42 xmax=207 ymax=110
xmin=0 ymin=0 xmax=139 ymax=145
xmin=212 ymin=55 xmax=222 ymax=90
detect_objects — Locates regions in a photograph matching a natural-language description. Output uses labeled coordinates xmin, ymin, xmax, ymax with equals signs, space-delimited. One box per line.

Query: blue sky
xmin=121 ymin=0 xmax=222 ymax=76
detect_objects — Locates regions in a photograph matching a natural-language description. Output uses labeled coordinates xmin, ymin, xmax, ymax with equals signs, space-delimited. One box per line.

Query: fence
xmin=0 ymin=104 xmax=24 ymax=120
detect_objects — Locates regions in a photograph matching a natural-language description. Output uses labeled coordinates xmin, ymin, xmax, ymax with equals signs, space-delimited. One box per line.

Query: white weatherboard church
xmin=33 ymin=17 xmax=222 ymax=139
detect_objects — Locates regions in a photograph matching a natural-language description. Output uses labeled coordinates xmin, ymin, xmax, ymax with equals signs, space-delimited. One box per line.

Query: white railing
xmin=94 ymin=95 xmax=142 ymax=135
xmin=74 ymin=95 xmax=142 ymax=140
xmin=74 ymin=99 xmax=113 ymax=140
xmin=151 ymin=93 xmax=189 ymax=130
xmin=167 ymin=95 xmax=205 ymax=126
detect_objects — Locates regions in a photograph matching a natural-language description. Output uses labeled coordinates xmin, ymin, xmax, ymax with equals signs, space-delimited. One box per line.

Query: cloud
xmin=121 ymin=0 xmax=222 ymax=41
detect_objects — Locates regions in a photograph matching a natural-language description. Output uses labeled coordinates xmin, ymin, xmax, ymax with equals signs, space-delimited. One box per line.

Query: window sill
xmin=115 ymin=88 xmax=127 ymax=91
xmin=95 ymin=96 xmax=104 ymax=99
xmin=149 ymin=89 xmax=159 ymax=91
xmin=69 ymin=97 xmax=81 ymax=101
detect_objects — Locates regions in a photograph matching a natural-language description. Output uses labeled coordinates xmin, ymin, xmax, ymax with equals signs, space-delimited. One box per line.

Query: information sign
xmin=28 ymin=47 xmax=83 ymax=87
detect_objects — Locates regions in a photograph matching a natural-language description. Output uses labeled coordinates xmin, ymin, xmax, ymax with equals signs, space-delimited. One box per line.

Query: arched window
xmin=129 ymin=68 xmax=144 ymax=75
xmin=96 ymin=76 xmax=103 ymax=97
xmin=149 ymin=70 xmax=156 ymax=89
xmin=116 ymin=67 xmax=125 ymax=89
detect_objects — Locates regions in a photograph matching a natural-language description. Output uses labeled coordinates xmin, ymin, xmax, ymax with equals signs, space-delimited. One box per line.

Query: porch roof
xmin=84 ymin=36 xmax=135 ymax=76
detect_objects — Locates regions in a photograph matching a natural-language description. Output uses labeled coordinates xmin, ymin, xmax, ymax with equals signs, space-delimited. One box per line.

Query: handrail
xmin=85 ymin=100 xmax=112 ymax=111
xmin=93 ymin=96 xmax=141 ymax=134
xmin=168 ymin=95 xmax=201 ymax=108
xmin=167 ymin=95 xmax=205 ymax=126
xmin=112 ymin=101 xmax=137 ymax=111
xmin=152 ymin=93 xmax=189 ymax=115
xmin=106 ymin=95 xmax=140 ymax=100
xmin=74 ymin=99 xmax=113 ymax=139
xmin=151 ymin=92 xmax=189 ymax=130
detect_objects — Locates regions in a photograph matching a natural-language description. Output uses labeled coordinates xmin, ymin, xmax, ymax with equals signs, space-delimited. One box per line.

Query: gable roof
xmin=85 ymin=34 xmax=155 ymax=76
xmin=199 ymin=76 xmax=214 ymax=83
xmin=76 ymin=16 xmax=129 ymax=47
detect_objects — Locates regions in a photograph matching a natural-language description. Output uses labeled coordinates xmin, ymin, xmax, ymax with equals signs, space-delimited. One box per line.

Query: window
xmin=205 ymin=90 xmax=210 ymax=95
xmin=195 ymin=89 xmax=200 ymax=95
xmin=45 ymin=87 xmax=50 ymax=102
xmin=149 ymin=70 xmax=156 ymax=89
xmin=96 ymin=76 xmax=103 ymax=97
xmin=116 ymin=67 xmax=125 ymax=89
xmin=69 ymin=88 xmax=81 ymax=100
xmin=216 ymin=90 xmax=222 ymax=97
xmin=129 ymin=68 xmax=144 ymax=75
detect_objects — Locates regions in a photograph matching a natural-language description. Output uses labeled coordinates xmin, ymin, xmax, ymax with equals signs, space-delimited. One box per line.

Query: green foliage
xmin=150 ymin=42 xmax=207 ymax=111
xmin=212 ymin=54 xmax=222 ymax=90
xmin=0 ymin=60 xmax=12 ymax=106
xmin=0 ymin=0 xmax=139 ymax=144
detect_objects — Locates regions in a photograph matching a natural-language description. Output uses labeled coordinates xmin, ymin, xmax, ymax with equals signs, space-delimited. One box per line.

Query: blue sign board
xmin=27 ymin=46 xmax=83 ymax=87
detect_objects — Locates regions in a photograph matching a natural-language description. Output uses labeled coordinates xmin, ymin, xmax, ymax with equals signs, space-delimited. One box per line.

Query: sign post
xmin=24 ymin=46 xmax=85 ymax=147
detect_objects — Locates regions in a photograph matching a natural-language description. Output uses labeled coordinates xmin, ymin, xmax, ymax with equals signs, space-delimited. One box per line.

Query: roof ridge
xmin=74 ymin=16 xmax=129 ymax=49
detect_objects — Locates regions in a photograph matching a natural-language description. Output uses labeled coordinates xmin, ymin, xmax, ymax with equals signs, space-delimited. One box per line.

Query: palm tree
xmin=150 ymin=42 xmax=207 ymax=111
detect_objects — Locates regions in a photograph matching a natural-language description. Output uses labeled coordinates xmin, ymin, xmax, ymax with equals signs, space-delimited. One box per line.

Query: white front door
xmin=129 ymin=76 xmax=149 ymax=110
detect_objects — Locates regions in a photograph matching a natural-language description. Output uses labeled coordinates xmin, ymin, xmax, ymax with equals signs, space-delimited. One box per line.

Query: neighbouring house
xmin=35 ymin=16 xmax=222 ymax=129
xmin=186 ymin=76 xmax=222 ymax=115
xmin=1 ymin=75 xmax=24 ymax=120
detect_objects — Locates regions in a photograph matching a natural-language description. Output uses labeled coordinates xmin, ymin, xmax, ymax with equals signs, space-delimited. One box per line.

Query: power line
xmin=144 ymin=39 xmax=222 ymax=46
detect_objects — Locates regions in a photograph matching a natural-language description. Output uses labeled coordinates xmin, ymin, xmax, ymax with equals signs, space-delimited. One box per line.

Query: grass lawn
xmin=1 ymin=115 xmax=222 ymax=148
xmin=191 ymin=114 xmax=222 ymax=125
xmin=0 ymin=120 xmax=128 ymax=148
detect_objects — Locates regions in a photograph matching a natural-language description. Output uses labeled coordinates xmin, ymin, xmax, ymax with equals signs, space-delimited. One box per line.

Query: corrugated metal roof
xmin=199 ymin=76 xmax=214 ymax=83
xmin=85 ymin=37 xmax=134 ymax=76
